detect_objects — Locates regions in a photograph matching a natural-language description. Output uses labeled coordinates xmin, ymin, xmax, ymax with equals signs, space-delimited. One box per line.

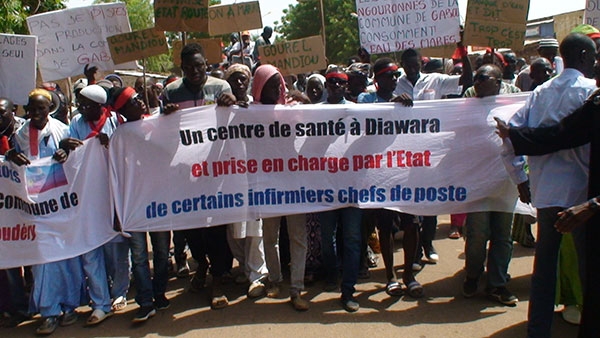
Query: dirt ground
xmin=1 ymin=216 xmax=579 ymax=338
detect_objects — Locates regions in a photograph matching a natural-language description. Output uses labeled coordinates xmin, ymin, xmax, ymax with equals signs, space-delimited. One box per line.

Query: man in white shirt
xmin=394 ymin=47 xmax=472 ymax=100
xmin=501 ymin=33 xmax=597 ymax=338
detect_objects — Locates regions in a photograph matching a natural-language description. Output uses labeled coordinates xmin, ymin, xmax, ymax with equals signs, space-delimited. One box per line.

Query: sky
xmin=66 ymin=0 xmax=588 ymax=31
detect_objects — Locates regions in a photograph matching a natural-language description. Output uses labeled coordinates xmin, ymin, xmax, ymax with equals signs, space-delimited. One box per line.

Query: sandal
xmin=385 ymin=281 xmax=404 ymax=297
xmin=85 ymin=309 xmax=113 ymax=326
xmin=405 ymin=280 xmax=424 ymax=298
xmin=111 ymin=296 xmax=127 ymax=312
xmin=211 ymin=295 xmax=229 ymax=310
xmin=448 ymin=226 xmax=461 ymax=239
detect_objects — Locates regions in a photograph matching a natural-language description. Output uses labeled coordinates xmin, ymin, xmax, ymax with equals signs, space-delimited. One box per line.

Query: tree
xmin=277 ymin=0 xmax=360 ymax=66
xmin=0 ymin=0 xmax=65 ymax=35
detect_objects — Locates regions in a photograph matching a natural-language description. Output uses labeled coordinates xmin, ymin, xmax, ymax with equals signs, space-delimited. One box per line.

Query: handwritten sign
xmin=107 ymin=28 xmax=168 ymax=64
xmin=0 ymin=34 xmax=37 ymax=105
xmin=154 ymin=0 xmax=209 ymax=32
xmin=420 ymin=43 xmax=457 ymax=58
xmin=208 ymin=1 xmax=262 ymax=36
xmin=258 ymin=36 xmax=326 ymax=76
xmin=26 ymin=3 xmax=135 ymax=82
xmin=172 ymin=38 xmax=223 ymax=66
xmin=464 ymin=0 xmax=529 ymax=50
xmin=356 ymin=0 xmax=461 ymax=54
xmin=584 ymin=0 xmax=600 ymax=28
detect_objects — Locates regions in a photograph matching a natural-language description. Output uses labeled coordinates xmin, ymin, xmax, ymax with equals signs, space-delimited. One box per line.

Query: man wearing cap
xmin=515 ymin=38 xmax=560 ymax=91
xmin=229 ymin=31 xmax=255 ymax=68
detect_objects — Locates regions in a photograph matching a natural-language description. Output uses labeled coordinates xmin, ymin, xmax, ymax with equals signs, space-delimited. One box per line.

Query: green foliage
xmin=278 ymin=0 xmax=360 ymax=66
xmin=0 ymin=0 xmax=65 ymax=34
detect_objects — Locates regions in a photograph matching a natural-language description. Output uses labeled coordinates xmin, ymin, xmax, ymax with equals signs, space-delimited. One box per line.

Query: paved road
xmin=2 ymin=216 xmax=578 ymax=337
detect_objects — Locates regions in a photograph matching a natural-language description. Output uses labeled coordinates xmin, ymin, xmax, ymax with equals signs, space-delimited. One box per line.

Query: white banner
xmin=110 ymin=94 xmax=530 ymax=232
xmin=26 ymin=3 xmax=136 ymax=82
xmin=356 ymin=0 xmax=461 ymax=54
xmin=0 ymin=140 xmax=117 ymax=269
xmin=0 ymin=34 xmax=37 ymax=105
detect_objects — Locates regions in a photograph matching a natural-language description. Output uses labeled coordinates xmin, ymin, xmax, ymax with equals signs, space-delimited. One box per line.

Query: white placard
xmin=0 ymin=34 xmax=37 ymax=105
xmin=356 ymin=0 xmax=461 ymax=54
xmin=26 ymin=3 xmax=136 ymax=82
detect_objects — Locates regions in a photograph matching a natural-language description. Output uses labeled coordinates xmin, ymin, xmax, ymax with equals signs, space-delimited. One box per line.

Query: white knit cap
xmin=80 ymin=84 xmax=107 ymax=104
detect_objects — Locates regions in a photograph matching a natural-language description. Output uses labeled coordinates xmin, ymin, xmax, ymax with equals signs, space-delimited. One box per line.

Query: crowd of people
xmin=1 ymin=23 xmax=600 ymax=338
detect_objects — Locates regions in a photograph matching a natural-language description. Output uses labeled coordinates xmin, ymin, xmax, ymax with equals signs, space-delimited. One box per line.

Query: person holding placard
xmin=251 ymin=64 xmax=310 ymax=311
xmin=357 ymin=59 xmax=423 ymax=299
xmin=5 ymin=89 xmax=84 ymax=335
xmin=162 ymin=43 xmax=236 ymax=310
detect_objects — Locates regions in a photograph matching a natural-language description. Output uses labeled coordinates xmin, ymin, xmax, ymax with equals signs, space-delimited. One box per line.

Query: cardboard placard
xmin=258 ymin=36 xmax=327 ymax=76
xmin=356 ymin=0 xmax=461 ymax=54
xmin=0 ymin=34 xmax=37 ymax=105
xmin=208 ymin=1 xmax=262 ymax=36
xmin=154 ymin=0 xmax=209 ymax=32
xmin=107 ymin=28 xmax=168 ymax=64
xmin=26 ymin=3 xmax=136 ymax=82
xmin=463 ymin=0 xmax=529 ymax=50
xmin=420 ymin=43 xmax=457 ymax=58
xmin=584 ymin=0 xmax=600 ymax=28
xmin=172 ymin=38 xmax=223 ymax=66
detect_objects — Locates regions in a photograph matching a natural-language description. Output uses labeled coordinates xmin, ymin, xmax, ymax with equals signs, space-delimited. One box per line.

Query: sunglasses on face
xmin=474 ymin=74 xmax=499 ymax=82
xmin=327 ymin=78 xmax=348 ymax=86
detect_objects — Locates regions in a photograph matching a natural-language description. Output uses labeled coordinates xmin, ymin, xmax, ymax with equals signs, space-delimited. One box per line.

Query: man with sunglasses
xmin=463 ymin=65 xmax=521 ymax=98
xmin=357 ymin=58 xmax=423 ymax=300
xmin=460 ymin=64 xmax=520 ymax=308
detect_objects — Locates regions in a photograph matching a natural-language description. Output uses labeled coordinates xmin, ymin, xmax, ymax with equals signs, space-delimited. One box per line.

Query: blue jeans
xmin=465 ymin=211 xmax=513 ymax=288
xmin=103 ymin=237 xmax=130 ymax=299
xmin=129 ymin=231 xmax=171 ymax=307
xmin=320 ymin=207 xmax=363 ymax=299
xmin=80 ymin=247 xmax=111 ymax=312
xmin=528 ymin=207 xmax=586 ymax=338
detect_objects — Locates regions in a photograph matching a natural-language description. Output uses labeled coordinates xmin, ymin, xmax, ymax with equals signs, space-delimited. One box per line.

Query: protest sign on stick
xmin=0 ymin=34 xmax=37 ymax=105
xmin=258 ymin=36 xmax=327 ymax=76
xmin=107 ymin=28 xmax=168 ymax=64
xmin=172 ymin=38 xmax=223 ymax=66
xmin=584 ymin=0 xmax=600 ymax=27
xmin=26 ymin=3 xmax=136 ymax=82
xmin=208 ymin=1 xmax=262 ymax=36
xmin=356 ymin=0 xmax=461 ymax=54
xmin=463 ymin=0 xmax=529 ymax=51
xmin=155 ymin=0 xmax=209 ymax=32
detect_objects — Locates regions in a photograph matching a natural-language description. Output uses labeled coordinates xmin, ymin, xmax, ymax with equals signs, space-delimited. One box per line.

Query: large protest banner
xmin=584 ymin=0 xmax=600 ymax=27
xmin=155 ymin=0 xmax=209 ymax=32
xmin=208 ymin=1 xmax=262 ymax=36
xmin=110 ymin=94 xmax=530 ymax=232
xmin=172 ymin=38 xmax=223 ymax=66
xmin=107 ymin=28 xmax=168 ymax=64
xmin=463 ymin=0 xmax=529 ymax=50
xmin=356 ymin=0 xmax=461 ymax=54
xmin=0 ymin=140 xmax=117 ymax=269
xmin=0 ymin=34 xmax=37 ymax=105
xmin=258 ymin=36 xmax=327 ymax=76
xmin=26 ymin=3 xmax=136 ymax=82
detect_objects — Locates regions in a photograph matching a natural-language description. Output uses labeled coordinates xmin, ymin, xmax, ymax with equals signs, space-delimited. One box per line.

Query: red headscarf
xmin=251 ymin=64 xmax=286 ymax=104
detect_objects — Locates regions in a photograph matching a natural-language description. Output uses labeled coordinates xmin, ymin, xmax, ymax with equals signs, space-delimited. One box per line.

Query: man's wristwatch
xmin=588 ymin=197 xmax=600 ymax=211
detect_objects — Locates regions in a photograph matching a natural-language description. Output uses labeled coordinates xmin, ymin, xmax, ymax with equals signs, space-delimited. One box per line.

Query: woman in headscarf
xmin=304 ymin=74 xmax=327 ymax=104
xmin=250 ymin=64 xmax=310 ymax=311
